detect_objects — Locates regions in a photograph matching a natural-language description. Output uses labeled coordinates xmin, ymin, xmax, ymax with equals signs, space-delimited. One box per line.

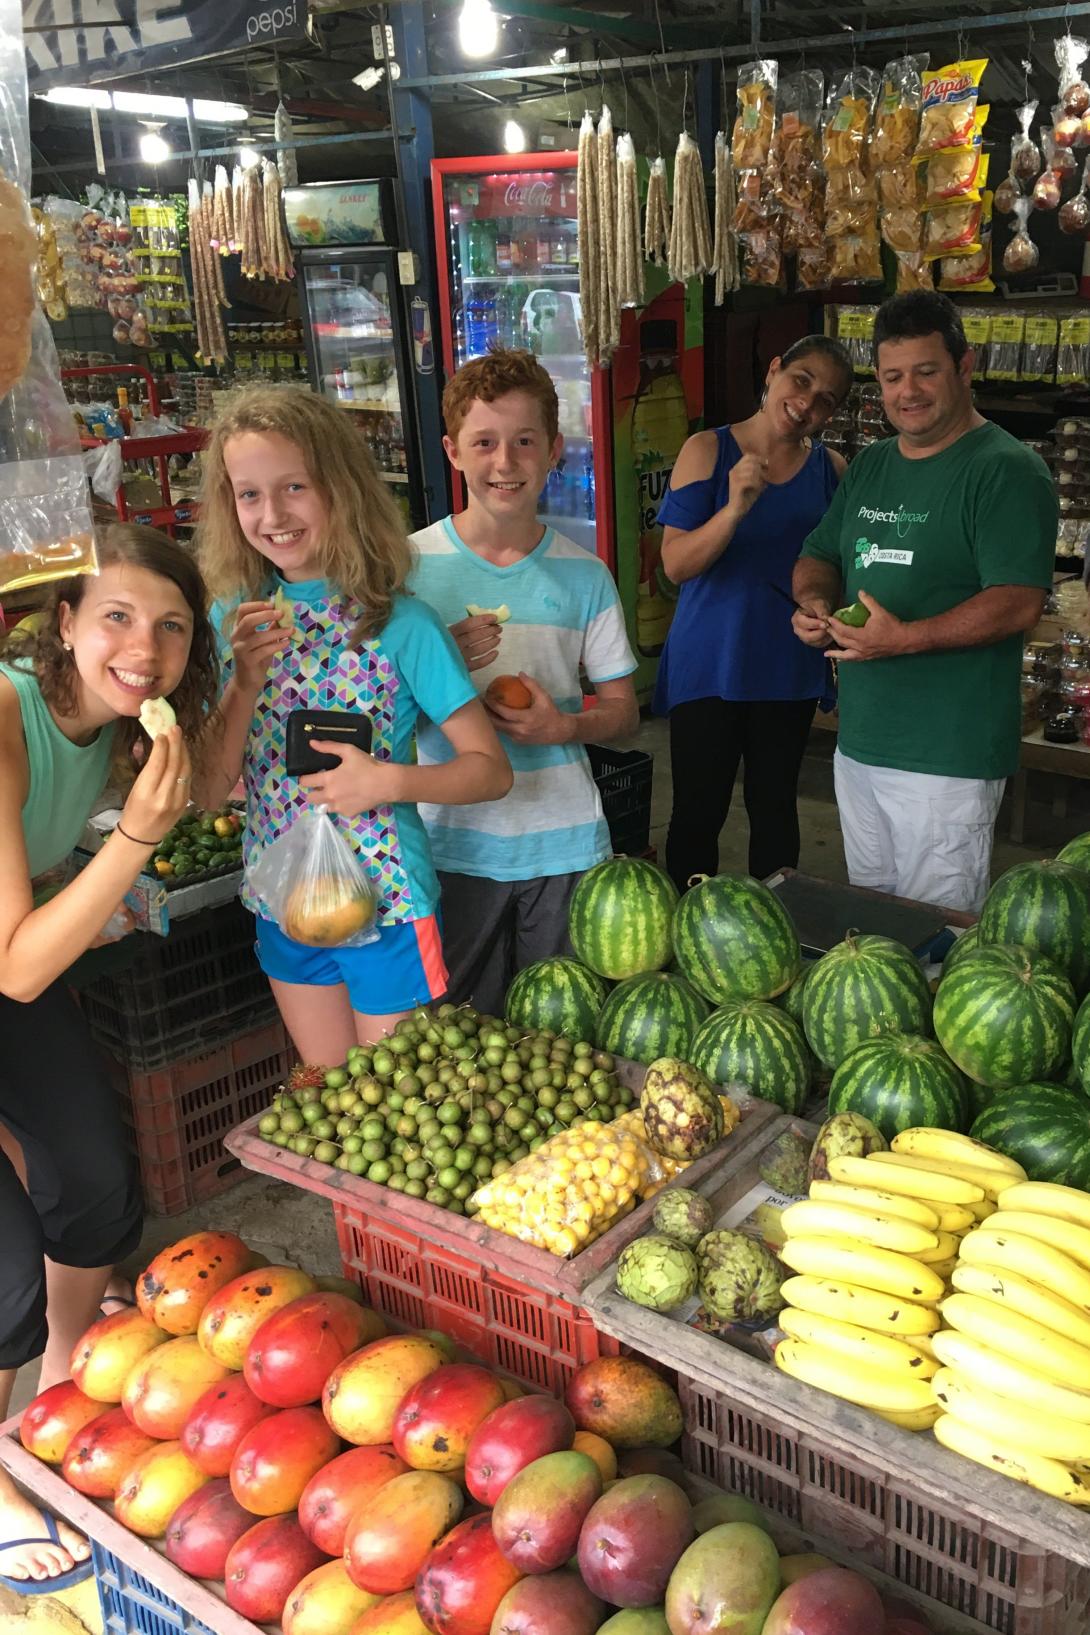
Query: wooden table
xmin=1010 ymin=728 xmax=1090 ymax=845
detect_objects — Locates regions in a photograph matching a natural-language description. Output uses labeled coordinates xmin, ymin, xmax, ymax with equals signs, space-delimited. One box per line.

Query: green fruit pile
xmin=255 ymin=1001 xmax=636 ymax=1215
xmin=145 ymin=806 xmax=244 ymax=883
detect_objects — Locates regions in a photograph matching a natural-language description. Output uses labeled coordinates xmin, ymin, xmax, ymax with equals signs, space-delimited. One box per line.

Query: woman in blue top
xmin=656 ymin=335 xmax=853 ymax=891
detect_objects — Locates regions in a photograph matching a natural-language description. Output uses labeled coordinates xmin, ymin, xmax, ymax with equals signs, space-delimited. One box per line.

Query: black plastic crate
xmin=78 ymin=899 xmax=276 ymax=1071
xmin=588 ymin=744 xmax=654 ymax=856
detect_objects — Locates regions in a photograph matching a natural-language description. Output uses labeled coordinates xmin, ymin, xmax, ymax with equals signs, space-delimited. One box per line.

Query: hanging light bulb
xmin=459 ymin=0 xmax=499 ymax=59
xmin=139 ymin=124 xmax=170 ymax=164
xmin=503 ymin=119 xmax=527 ymax=153
xmin=238 ymin=145 xmax=261 ymax=168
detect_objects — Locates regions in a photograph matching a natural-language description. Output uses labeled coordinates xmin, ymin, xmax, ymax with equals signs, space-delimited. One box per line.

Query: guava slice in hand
xmin=138 ymin=696 xmax=176 ymax=739
xmin=465 ymin=602 xmax=511 ymax=622
xmin=832 ymin=601 xmax=870 ymax=627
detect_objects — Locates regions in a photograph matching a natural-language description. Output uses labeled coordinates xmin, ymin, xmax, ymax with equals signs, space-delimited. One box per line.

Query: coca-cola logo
xmin=503 ymin=180 xmax=554 ymax=209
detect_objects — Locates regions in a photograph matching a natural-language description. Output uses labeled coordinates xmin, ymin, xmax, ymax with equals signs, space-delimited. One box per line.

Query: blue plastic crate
xmin=93 ymin=1541 xmax=215 ymax=1635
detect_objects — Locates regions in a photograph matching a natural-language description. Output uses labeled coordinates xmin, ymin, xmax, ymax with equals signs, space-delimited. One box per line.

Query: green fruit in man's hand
xmin=832 ymin=601 xmax=870 ymax=627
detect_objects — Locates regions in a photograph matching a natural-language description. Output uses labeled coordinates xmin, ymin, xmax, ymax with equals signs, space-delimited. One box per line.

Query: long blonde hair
xmin=198 ymin=384 xmax=412 ymax=641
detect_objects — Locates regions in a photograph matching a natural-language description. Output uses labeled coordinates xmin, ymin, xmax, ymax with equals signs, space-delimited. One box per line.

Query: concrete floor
xmin=13 ymin=713 xmax=1090 ymax=1417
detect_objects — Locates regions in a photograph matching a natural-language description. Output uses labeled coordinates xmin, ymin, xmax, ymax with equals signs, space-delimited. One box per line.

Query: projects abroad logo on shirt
xmin=854 ymin=537 xmax=914 ymax=569
xmin=855 ymin=502 xmax=930 ymax=539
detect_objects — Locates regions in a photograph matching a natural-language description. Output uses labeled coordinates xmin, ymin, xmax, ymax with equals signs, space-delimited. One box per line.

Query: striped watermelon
xmin=1057 ymin=832 xmax=1090 ymax=870
xmin=778 ymin=963 xmax=815 ymax=1028
xmin=595 ymin=971 xmax=709 ymax=1066
xmin=978 ymin=859 xmax=1090 ymax=993
xmin=932 ymin=944 xmax=1076 ymax=1090
xmin=689 ymin=1000 xmax=810 ymax=1114
xmin=801 ymin=934 xmax=931 ymax=1069
xmin=672 ymin=875 xmax=801 ymax=1005
xmin=568 ymin=858 xmax=678 ymax=980
xmin=505 ymin=957 xmax=606 ymax=1039
xmin=828 ymin=1034 xmax=968 ymax=1140
xmin=970 ymin=1082 xmax=1090 ymax=1186
xmin=1073 ymin=992 xmax=1090 ymax=1095
xmin=942 ymin=925 xmax=980 ymax=977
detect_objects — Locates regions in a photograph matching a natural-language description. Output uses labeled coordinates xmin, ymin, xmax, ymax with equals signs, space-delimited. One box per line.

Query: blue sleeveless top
xmin=653 ymin=427 xmax=838 ymax=711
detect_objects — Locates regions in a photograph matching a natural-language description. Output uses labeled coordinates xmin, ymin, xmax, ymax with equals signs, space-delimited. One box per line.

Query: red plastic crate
xmin=333 ymin=1201 xmax=618 ymax=1394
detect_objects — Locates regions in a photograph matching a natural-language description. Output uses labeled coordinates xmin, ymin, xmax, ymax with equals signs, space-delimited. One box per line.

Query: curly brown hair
xmin=198 ymin=384 xmax=412 ymax=644
xmin=442 ymin=348 xmax=559 ymax=444
xmin=0 ymin=523 xmax=218 ymax=783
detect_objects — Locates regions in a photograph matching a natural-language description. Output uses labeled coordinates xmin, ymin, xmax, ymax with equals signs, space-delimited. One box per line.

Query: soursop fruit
xmin=652 ymin=1186 xmax=714 ymax=1248
xmin=641 ymin=1057 xmax=723 ymax=1160
xmin=806 ymin=1111 xmax=887 ymax=1183
xmin=616 ymin=1234 xmax=699 ymax=1312
xmin=757 ymin=1128 xmax=811 ymax=1196
xmin=696 ymin=1229 xmax=785 ymax=1322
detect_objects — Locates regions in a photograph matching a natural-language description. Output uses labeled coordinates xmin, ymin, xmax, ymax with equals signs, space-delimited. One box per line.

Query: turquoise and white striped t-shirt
xmin=409 ymin=518 xmax=636 ymax=881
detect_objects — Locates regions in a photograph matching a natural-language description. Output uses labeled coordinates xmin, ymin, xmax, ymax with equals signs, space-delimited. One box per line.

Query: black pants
xmin=665 ymin=696 xmax=818 ymax=892
xmin=0 ymin=982 xmax=143 ymax=1369
xmin=437 ymin=869 xmax=579 ymax=1020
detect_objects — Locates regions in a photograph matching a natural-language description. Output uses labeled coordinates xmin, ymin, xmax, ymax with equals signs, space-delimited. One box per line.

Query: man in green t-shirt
xmin=793 ymin=291 xmax=1056 ymax=912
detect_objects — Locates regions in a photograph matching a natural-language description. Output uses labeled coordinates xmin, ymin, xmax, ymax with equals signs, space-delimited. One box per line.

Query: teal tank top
xmin=0 ymin=660 xmax=116 ymax=878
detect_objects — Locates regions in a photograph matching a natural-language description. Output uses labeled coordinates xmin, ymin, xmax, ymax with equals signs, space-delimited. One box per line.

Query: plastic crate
xmin=113 ymin=1020 xmax=295 ymax=1215
xmin=78 ymin=898 xmax=276 ymax=1070
xmin=587 ymin=743 xmax=653 ymax=856
xmin=94 ymin=1541 xmax=216 ymax=1635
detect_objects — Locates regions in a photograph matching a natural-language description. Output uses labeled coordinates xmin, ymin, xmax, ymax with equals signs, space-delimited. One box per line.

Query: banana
xmin=781 ymin=1199 xmax=940 ymax=1256
xmin=778 ymin=1307 xmax=938 ymax=1378
xmin=914 ymin=1230 xmax=960 ymax=1264
xmin=874 ymin=1402 xmax=942 ymax=1431
xmin=959 ymin=1227 xmax=1090 ymax=1314
xmin=774 ymin=1337 xmax=937 ymax=1414
xmin=950 ymin=1261 xmax=1090 ymax=1351
xmin=925 ymin=1257 xmax=957 ymax=1281
xmin=778 ymin=1237 xmax=946 ymax=1303
xmin=780 ymin=1275 xmax=941 ymax=1336
xmin=828 ymin=1154 xmax=984 ymax=1204
xmin=930 ymin=1330 xmax=1090 ymax=1424
xmin=936 ymin=1205 xmax=975 ymax=1234
xmin=808 ymin=1180 xmax=941 ymax=1230
xmin=900 ymin=1332 xmax=939 ymax=1360
xmin=940 ymin=1291 xmax=1090 ymax=1389
xmin=933 ymin=1367 xmax=1090 ymax=1462
xmin=892 ymin=1127 xmax=1027 ymax=1178
xmin=977 ymin=1209 xmax=1090 ymax=1271
xmin=998 ymin=1180 xmax=1090 ymax=1231
xmin=868 ymin=1151 xmax=1019 ymax=1202
xmin=933 ymin=1411 xmax=1090 ymax=1505
xmin=967 ymin=1197 xmax=997 ymax=1222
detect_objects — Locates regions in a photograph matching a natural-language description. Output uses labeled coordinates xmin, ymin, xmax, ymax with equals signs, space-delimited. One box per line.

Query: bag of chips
xmin=924 ymin=197 xmax=983 ymax=258
xmin=772 ymin=70 xmax=824 ymax=250
xmin=732 ymin=59 xmax=778 ymax=170
xmin=916 ymin=59 xmax=989 ymax=155
xmin=938 ymin=193 xmax=994 ymax=291
xmin=823 ymin=64 xmax=881 ymax=171
xmin=895 ymin=250 xmax=934 ymax=291
xmin=871 ymin=54 xmax=928 ymax=169
xmin=923 ymin=123 xmax=989 ymax=204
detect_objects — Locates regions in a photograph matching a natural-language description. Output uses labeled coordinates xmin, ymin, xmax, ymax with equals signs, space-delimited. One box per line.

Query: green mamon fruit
xmin=807 ymin=1111 xmax=887 ymax=1183
xmin=832 ymin=601 xmax=870 ymax=627
xmin=652 ymin=1187 xmax=714 ymax=1249
xmin=596 ymin=971 xmax=709 ymax=1066
xmin=665 ymin=1523 xmax=781 ymax=1635
xmin=978 ymin=858 xmax=1090 ymax=993
xmin=696 ymin=1230 xmax=785 ymax=1322
xmin=1057 ymin=831 xmax=1090 ymax=871
xmin=672 ymin=874 xmax=801 ymax=1006
xmin=801 ymin=933 xmax=932 ymax=1069
xmin=827 ymin=1033 xmax=968 ymax=1140
xmin=569 ymin=857 xmax=679 ymax=981
xmin=970 ymin=1082 xmax=1090 ymax=1187
xmin=616 ymin=1235 xmax=698 ymax=1312
xmin=640 ymin=1058 xmax=723 ymax=1160
xmin=933 ymin=944 xmax=1076 ymax=1090
xmin=690 ymin=1000 xmax=810 ymax=1115
xmin=942 ymin=924 xmax=981 ymax=978
xmin=505 ymin=956 xmax=606 ymax=1039
xmin=757 ymin=1128 xmax=811 ymax=1195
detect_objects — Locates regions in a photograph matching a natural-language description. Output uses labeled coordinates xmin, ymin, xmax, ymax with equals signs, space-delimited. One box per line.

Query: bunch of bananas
xmin=772 ymin=1127 xmax=1020 ymax=1431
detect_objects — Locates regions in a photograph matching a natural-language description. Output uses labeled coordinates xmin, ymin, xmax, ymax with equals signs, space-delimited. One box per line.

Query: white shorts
xmin=833 ymin=749 xmax=1006 ymax=914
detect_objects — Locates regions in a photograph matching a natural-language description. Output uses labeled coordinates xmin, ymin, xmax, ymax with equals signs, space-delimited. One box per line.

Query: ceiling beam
xmin=427 ymin=0 xmax=721 ymax=45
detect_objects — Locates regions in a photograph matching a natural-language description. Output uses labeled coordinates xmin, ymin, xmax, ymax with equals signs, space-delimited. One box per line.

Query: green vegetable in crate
xmin=800 ymin=933 xmax=932 ymax=1069
xmin=689 ymin=1000 xmax=810 ymax=1115
xmin=933 ymin=944 xmax=1076 ymax=1090
xmin=806 ymin=1111 xmax=887 ymax=1184
xmin=827 ymin=1033 xmax=968 ymax=1140
xmin=568 ymin=856 xmax=679 ymax=980
xmin=970 ymin=1082 xmax=1090 ymax=1187
xmin=616 ymin=1234 xmax=699 ymax=1311
xmin=671 ymin=874 xmax=801 ymax=1005
xmin=978 ymin=859 xmax=1090 ymax=993
xmin=505 ymin=957 xmax=606 ymax=1041
xmin=696 ymin=1230 xmax=786 ymax=1322
xmin=595 ymin=971 xmax=709 ymax=1066
xmin=640 ymin=1058 xmax=723 ymax=1160
xmin=757 ymin=1128 xmax=811 ymax=1196
xmin=651 ymin=1186 xmax=714 ymax=1249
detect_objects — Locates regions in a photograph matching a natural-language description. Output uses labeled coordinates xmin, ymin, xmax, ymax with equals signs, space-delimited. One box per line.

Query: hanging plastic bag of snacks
xmin=1012 ymin=101 xmax=1043 ymax=179
xmin=993 ymin=171 xmax=1021 ymax=214
xmin=879 ymin=163 xmax=922 ymax=209
xmin=741 ymin=224 xmax=784 ymax=288
xmin=732 ymin=59 xmax=778 ymax=171
xmin=1058 ymin=315 xmax=1090 ymax=385
xmin=835 ymin=307 xmax=878 ymax=373
xmin=772 ymin=70 xmax=824 ymax=251
xmin=881 ymin=202 xmax=924 ymax=254
xmin=895 ymin=250 xmax=934 ymax=291
xmin=830 ymin=230 xmax=883 ymax=283
xmin=1033 ymin=132 xmax=1065 ymax=209
xmin=796 ymin=244 xmax=831 ymax=289
xmin=823 ymin=64 xmax=881 ymax=175
xmin=924 ymin=197 xmax=983 ymax=257
xmin=922 ymin=121 xmax=988 ymax=204
xmin=1002 ymin=195 xmax=1039 ymax=272
xmin=1020 ymin=312 xmax=1060 ymax=381
xmin=1056 ymin=35 xmax=1090 ymax=117
xmin=1061 ymin=155 xmax=1090 ymax=231
xmin=871 ymin=54 xmax=928 ymax=169
xmin=916 ymin=59 xmax=989 ymax=155
xmin=938 ymin=193 xmax=995 ymax=291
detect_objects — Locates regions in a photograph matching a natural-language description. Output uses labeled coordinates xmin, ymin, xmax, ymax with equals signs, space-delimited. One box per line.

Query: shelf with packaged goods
xmin=463 ymin=271 xmax=577 ymax=285
xmin=335 ymin=399 xmax=401 ymax=414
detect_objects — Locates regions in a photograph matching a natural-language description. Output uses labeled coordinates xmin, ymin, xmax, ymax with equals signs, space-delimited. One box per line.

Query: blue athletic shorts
xmin=254 ymin=913 xmax=447 ymax=1016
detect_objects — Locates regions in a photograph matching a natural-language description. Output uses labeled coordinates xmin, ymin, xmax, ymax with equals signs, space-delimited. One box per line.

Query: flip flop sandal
xmin=98 ymin=1294 xmax=138 ymax=1321
xmin=0 ymin=1512 xmax=94 ymax=1594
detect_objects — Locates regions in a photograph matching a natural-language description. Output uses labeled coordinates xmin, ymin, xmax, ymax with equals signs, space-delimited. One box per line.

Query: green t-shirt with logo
xmin=800 ymin=421 xmax=1056 ymax=780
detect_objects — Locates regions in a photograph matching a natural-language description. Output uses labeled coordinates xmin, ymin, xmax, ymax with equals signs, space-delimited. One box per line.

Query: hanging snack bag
xmin=922 ymin=116 xmax=989 ymax=204
xmin=823 ymin=64 xmax=881 ymax=174
xmin=916 ymin=59 xmax=989 ymax=155
xmin=1056 ymin=34 xmax=1090 ymax=117
xmin=881 ymin=201 xmax=924 ymax=254
xmin=732 ymin=59 xmax=778 ymax=171
xmin=829 ymin=230 xmax=883 ymax=283
xmin=1003 ymin=196 xmax=1039 ymax=274
xmin=1060 ymin=156 xmax=1090 ymax=232
xmin=1021 ymin=312 xmax=1060 ymax=382
xmin=772 ymin=70 xmax=824 ymax=251
xmin=871 ymin=54 xmax=928 ymax=169
xmin=1058 ymin=315 xmax=1090 ymax=385
xmin=993 ymin=171 xmax=1020 ymax=215
xmin=988 ymin=312 xmax=1025 ymax=380
xmin=939 ymin=193 xmax=995 ymax=291
xmin=879 ymin=162 xmax=923 ymax=209
xmin=924 ymin=196 xmax=983 ymax=258
xmin=1033 ymin=132 xmax=1065 ymax=210
xmin=796 ymin=244 xmax=831 ymax=289
xmin=895 ymin=251 xmax=934 ymax=291
xmin=1012 ymin=101 xmax=1042 ymax=179
xmin=741 ymin=224 xmax=784 ymax=288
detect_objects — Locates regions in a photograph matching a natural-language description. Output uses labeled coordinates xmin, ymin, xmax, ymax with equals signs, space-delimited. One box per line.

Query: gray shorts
xmin=437 ymin=869 xmax=582 ymax=1019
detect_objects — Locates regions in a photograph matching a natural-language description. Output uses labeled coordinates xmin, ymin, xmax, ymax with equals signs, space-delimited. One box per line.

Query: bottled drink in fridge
xmin=582 ymin=459 xmax=595 ymax=519
xmin=467 ymin=220 xmax=495 ymax=277
xmin=465 ymin=293 xmax=499 ymax=357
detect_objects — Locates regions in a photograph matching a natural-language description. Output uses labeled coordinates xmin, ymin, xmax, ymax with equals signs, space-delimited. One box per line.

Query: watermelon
xmin=970 ymin=1083 xmax=1090 ymax=1187
xmin=689 ymin=1000 xmax=810 ymax=1115
xmin=942 ymin=924 xmax=980 ymax=977
xmin=595 ymin=971 xmax=709 ymax=1066
xmin=505 ymin=957 xmax=606 ymax=1039
xmin=1073 ymin=992 xmax=1090 ymax=1095
xmin=827 ymin=1034 xmax=968 ymax=1140
xmin=932 ymin=944 xmax=1076 ymax=1090
xmin=568 ymin=857 xmax=678 ymax=980
xmin=778 ymin=963 xmax=815 ymax=1028
xmin=800 ymin=934 xmax=932 ymax=1069
xmin=1057 ymin=832 xmax=1090 ymax=871
xmin=978 ymin=858 xmax=1090 ymax=993
xmin=672 ymin=874 xmax=801 ymax=1005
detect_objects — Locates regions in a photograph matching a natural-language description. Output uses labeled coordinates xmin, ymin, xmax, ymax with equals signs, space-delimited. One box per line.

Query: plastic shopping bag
xmin=247 ymin=805 xmax=379 ymax=948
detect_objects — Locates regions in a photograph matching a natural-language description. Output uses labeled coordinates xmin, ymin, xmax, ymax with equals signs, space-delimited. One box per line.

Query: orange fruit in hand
xmin=485 ymin=675 xmax=533 ymax=711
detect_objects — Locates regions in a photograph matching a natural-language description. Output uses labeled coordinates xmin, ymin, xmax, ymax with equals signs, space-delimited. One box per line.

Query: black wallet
xmin=286 ymin=709 xmax=373 ymax=776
